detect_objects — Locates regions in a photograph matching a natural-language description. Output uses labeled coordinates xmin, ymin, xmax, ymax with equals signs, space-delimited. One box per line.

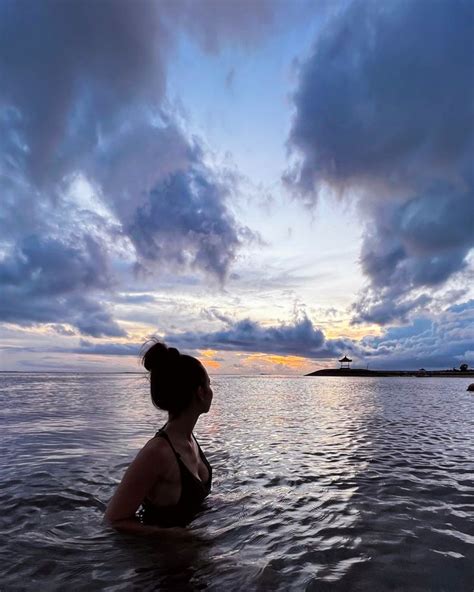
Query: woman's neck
xmin=165 ymin=409 xmax=199 ymax=442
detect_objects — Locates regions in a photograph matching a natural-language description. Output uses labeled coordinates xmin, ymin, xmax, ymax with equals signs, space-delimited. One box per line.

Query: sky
xmin=0 ymin=0 xmax=473 ymax=374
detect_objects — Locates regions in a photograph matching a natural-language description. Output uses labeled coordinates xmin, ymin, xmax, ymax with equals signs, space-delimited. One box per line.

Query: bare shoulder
xmin=137 ymin=435 xmax=175 ymax=471
xmin=113 ymin=435 xmax=176 ymax=487
xmin=105 ymin=434 xmax=176 ymax=524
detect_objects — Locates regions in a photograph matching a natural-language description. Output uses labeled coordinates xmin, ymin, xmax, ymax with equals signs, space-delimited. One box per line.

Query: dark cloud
xmin=0 ymin=0 xmax=273 ymax=334
xmin=352 ymin=292 xmax=432 ymax=326
xmin=1 ymin=1 xmax=165 ymax=184
xmin=287 ymin=0 xmax=474 ymax=323
xmin=6 ymin=301 xmax=471 ymax=371
xmin=0 ymin=291 xmax=125 ymax=338
xmin=353 ymin=182 xmax=474 ymax=324
xmin=0 ymin=0 xmax=275 ymax=187
xmin=0 ymin=234 xmax=125 ymax=337
xmin=50 ymin=325 xmax=76 ymax=336
xmin=288 ymin=0 xmax=473 ymax=193
xmin=128 ymin=158 xmax=244 ymax=282
xmin=91 ymin=121 xmax=251 ymax=281
xmin=0 ymin=235 xmax=111 ymax=295
xmin=73 ymin=302 xmax=127 ymax=338
xmin=77 ymin=340 xmax=140 ymax=357
xmin=165 ymin=314 xmax=349 ymax=358
xmin=163 ymin=0 xmax=275 ymax=54
xmin=358 ymin=301 xmax=474 ymax=369
xmin=200 ymin=308 xmax=234 ymax=326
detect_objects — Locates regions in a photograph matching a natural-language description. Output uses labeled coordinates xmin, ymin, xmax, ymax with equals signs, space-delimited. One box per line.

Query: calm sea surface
xmin=1 ymin=373 xmax=473 ymax=591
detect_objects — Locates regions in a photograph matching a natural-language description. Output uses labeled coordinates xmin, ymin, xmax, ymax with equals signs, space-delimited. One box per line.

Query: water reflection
xmin=325 ymin=378 xmax=474 ymax=590
xmin=1 ymin=373 xmax=473 ymax=590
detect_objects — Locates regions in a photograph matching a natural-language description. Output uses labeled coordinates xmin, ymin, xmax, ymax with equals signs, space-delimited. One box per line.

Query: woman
xmin=105 ymin=341 xmax=213 ymax=535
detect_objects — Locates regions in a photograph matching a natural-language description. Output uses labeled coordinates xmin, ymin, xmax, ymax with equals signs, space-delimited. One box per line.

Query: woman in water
xmin=105 ymin=341 xmax=213 ymax=535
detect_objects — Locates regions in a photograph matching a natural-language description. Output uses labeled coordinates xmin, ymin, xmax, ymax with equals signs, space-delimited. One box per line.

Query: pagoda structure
xmin=339 ymin=355 xmax=352 ymax=369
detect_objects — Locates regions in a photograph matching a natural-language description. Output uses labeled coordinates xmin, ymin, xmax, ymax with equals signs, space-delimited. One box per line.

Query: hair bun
xmin=167 ymin=347 xmax=180 ymax=362
xmin=141 ymin=341 xmax=180 ymax=371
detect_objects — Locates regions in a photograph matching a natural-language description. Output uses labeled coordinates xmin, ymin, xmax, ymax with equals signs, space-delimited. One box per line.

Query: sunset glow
xmin=0 ymin=0 xmax=472 ymax=374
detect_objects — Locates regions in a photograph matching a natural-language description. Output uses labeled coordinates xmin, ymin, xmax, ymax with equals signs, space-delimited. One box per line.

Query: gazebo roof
xmin=339 ymin=355 xmax=352 ymax=362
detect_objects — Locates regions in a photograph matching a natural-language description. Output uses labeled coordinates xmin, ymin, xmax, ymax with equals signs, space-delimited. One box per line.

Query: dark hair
xmin=141 ymin=340 xmax=207 ymax=416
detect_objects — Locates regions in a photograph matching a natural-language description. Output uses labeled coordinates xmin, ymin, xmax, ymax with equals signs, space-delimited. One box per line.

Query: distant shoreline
xmin=0 ymin=369 xmax=472 ymax=378
xmin=306 ymin=368 xmax=474 ymax=378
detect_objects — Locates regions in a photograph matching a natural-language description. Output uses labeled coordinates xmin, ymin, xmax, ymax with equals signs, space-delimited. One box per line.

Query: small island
xmin=306 ymin=357 xmax=474 ymax=378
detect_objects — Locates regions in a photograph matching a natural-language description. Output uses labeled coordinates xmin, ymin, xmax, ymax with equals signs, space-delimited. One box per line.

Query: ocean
xmin=1 ymin=373 xmax=473 ymax=591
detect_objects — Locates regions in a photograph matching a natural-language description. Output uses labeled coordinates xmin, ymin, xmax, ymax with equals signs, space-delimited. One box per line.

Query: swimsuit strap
xmin=156 ymin=429 xmax=209 ymax=487
xmin=156 ymin=429 xmax=181 ymax=459
xmin=192 ymin=433 xmax=206 ymax=460
xmin=156 ymin=428 xmax=210 ymax=476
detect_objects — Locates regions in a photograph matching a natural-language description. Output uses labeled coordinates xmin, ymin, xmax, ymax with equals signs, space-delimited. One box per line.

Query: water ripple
xmin=0 ymin=373 xmax=473 ymax=590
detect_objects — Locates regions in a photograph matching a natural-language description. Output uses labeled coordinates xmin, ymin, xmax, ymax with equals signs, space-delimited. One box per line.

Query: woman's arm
xmin=104 ymin=439 xmax=171 ymax=536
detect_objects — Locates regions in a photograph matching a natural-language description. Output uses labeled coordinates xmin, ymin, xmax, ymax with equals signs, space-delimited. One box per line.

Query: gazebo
xmin=339 ymin=355 xmax=352 ymax=369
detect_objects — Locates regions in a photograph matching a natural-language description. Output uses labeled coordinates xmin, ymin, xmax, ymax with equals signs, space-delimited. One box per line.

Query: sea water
xmin=1 ymin=373 xmax=473 ymax=591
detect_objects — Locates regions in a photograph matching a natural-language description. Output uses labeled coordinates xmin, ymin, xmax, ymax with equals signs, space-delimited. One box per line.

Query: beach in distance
xmin=2 ymin=372 xmax=473 ymax=591
xmin=306 ymin=368 xmax=474 ymax=378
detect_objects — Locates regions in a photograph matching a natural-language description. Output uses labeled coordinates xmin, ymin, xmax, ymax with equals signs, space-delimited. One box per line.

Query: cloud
xmin=286 ymin=0 xmax=474 ymax=323
xmin=163 ymin=0 xmax=275 ymax=54
xmin=200 ymin=307 xmax=234 ymax=326
xmin=0 ymin=234 xmax=111 ymax=295
xmin=0 ymin=235 xmax=125 ymax=337
xmin=61 ymin=303 xmax=474 ymax=370
xmin=287 ymin=0 xmax=473 ymax=193
xmin=352 ymin=292 xmax=432 ymax=326
xmin=448 ymin=299 xmax=474 ymax=314
xmin=5 ymin=299 xmax=471 ymax=372
xmin=90 ymin=121 xmax=255 ymax=281
xmin=0 ymin=0 xmax=274 ymax=334
xmin=165 ymin=314 xmax=350 ymax=358
xmin=50 ymin=325 xmax=76 ymax=337
xmin=0 ymin=0 xmax=275 ymax=187
xmin=0 ymin=292 xmax=126 ymax=338
xmin=114 ymin=294 xmax=158 ymax=305
xmin=353 ymin=183 xmax=474 ymax=324
xmin=76 ymin=340 xmax=140 ymax=357
xmin=128 ymin=158 xmax=245 ymax=281
xmin=358 ymin=300 xmax=474 ymax=368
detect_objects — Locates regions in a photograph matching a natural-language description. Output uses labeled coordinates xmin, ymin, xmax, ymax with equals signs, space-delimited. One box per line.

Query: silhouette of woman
xmin=105 ymin=341 xmax=213 ymax=535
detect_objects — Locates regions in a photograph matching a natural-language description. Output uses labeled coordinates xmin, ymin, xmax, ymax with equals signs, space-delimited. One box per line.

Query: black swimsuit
xmin=139 ymin=429 xmax=212 ymax=527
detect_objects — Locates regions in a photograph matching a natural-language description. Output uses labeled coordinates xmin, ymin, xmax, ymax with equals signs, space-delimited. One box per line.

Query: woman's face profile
xmin=199 ymin=370 xmax=213 ymax=413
